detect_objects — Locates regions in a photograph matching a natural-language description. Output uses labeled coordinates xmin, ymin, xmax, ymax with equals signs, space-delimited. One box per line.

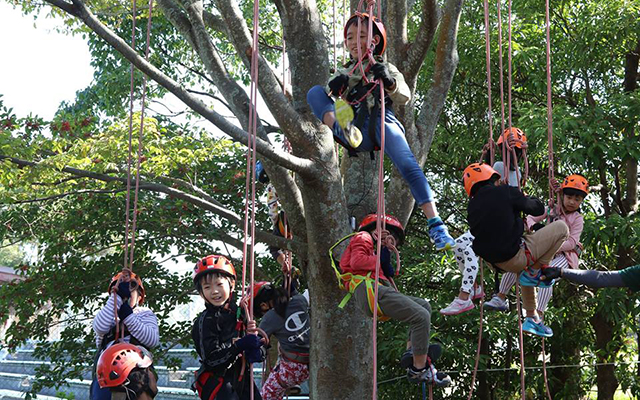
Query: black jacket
xmin=468 ymin=184 xmax=544 ymax=263
xmin=192 ymin=300 xmax=245 ymax=377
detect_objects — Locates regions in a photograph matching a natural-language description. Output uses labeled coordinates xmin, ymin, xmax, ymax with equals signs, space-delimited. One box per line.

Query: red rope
xmin=496 ymin=0 xmax=506 ymax=168
xmin=542 ymin=338 xmax=553 ymax=400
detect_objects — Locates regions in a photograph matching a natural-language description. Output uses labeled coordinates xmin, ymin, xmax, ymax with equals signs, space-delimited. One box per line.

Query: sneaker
xmin=428 ymin=223 xmax=456 ymax=251
xmin=522 ymin=317 xmax=553 ymax=337
xmin=406 ymin=364 xmax=452 ymax=387
xmin=519 ymin=269 xmax=554 ymax=288
xmin=334 ymin=98 xmax=362 ymax=148
xmin=399 ymin=344 xmax=442 ymax=369
xmin=440 ymin=297 xmax=474 ymax=316
xmin=483 ymin=294 xmax=508 ymax=312
xmin=471 ymin=285 xmax=485 ymax=301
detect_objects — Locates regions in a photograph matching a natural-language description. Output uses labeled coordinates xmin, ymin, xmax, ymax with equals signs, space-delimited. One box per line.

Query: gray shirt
xmin=259 ymin=294 xmax=310 ymax=354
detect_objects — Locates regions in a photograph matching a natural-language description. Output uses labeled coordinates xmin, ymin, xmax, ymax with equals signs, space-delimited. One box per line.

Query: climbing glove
xmin=371 ymin=63 xmax=395 ymax=89
xmin=328 ymin=74 xmax=349 ymax=97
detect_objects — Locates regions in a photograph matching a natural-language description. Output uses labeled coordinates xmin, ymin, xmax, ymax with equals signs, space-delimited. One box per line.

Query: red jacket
xmin=339 ymin=232 xmax=389 ymax=281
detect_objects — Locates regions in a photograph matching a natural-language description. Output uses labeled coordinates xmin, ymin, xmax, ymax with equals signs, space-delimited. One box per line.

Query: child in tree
xmin=440 ymin=128 xmax=526 ymax=315
xmin=191 ymin=255 xmax=264 ymax=400
xmin=306 ymin=13 xmax=455 ymax=251
xmin=91 ymin=271 xmax=159 ymax=400
xmin=96 ymin=343 xmax=158 ymax=400
xmin=464 ymin=163 xmax=569 ymax=337
xmin=252 ymin=282 xmax=310 ymax=400
xmin=337 ymin=214 xmax=451 ymax=386
xmin=484 ymin=175 xmax=588 ymax=328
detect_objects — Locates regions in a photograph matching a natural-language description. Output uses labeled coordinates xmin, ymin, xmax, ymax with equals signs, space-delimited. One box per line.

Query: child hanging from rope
xmin=336 ymin=214 xmax=451 ymax=386
xmin=252 ymin=282 xmax=310 ymax=400
xmin=306 ymin=13 xmax=455 ymax=251
xmin=96 ymin=343 xmax=158 ymax=400
xmin=464 ymin=163 xmax=569 ymax=337
xmin=91 ymin=270 xmax=159 ymax=400
xmin=484 ymin=175 xmax=588 ymax=328
xmin=191 ymin=255 xmax=265 ymax=400
xmin=440 ymin=127 xmax=526 ymax=315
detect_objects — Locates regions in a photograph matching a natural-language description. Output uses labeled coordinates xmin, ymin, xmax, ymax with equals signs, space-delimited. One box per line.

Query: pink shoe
xmin=440 ymin=298 xmax=474 ymax=316
xmin=471 ymin=285 xmax=485 ymax=301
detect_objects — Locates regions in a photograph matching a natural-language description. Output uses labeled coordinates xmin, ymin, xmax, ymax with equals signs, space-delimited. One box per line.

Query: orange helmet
xmin=462 ymin=163 xmax=500 ymax=197
xmin=561 ymin=174 xmax=589 ymax=195
xmin=108 ymin=271 xmax=145 ymax=305
xmin=97 ymin=343 xmax=153 ymax=388
xmin=193 ymin=255 xmax=236 ymax=283
xmin=344 ymin=13 xmax=387 ymax=55
xmin=496 ymin=127 xmax=527 ymax=149
xmin=358 ymin=214 xmax=405 ymax=245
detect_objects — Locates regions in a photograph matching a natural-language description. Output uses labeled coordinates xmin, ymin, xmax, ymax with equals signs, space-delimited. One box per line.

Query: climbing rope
xmin=515 ymin=281 xmax=526 ymax=400
xmin=465 ymin=262 xmax=485 ymax=400
xmin=237 ymin=1 xmax=262 ymax=398
xmin=115 ymin=0 xmax=154 ymax=343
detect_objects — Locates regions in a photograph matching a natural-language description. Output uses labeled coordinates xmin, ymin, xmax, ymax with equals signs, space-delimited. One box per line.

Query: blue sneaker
xmin=428 ymin=223 xmax=455 ymax=251
xmin=522 ymin=317 xmax=553 ymax=337
xmin=519 ymin=269 xmax=554 ymax=288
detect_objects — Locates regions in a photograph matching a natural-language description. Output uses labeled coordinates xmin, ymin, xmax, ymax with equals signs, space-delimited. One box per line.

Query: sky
xmin=0 ymin=2 xmax=95 ymax=120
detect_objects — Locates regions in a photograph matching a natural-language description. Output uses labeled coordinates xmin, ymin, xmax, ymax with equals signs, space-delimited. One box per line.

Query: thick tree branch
xmin=0 ymin=154 xmax=307 ymax=257
xmin=405 ymin=0 xmax=440 ymax=83
xmin=212 ymin=0 xmax=301 ymax=137
xmin=415 ymin=0 xmax=464 ymax=157
xmin=44 ymin=0 xmax=315 ymax=176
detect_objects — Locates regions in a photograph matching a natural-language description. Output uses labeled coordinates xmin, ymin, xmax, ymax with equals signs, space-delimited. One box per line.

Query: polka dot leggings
xmin=454 ymin=232 xmax=480 ymax=294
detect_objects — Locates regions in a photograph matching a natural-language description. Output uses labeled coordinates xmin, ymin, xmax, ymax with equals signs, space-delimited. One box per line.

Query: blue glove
xmin=245 ymin=347 xmax=264 ymax=364
xmin=118 ymin=301 xmax=133 ymax=320
xmin=379 ymin=247 xmax=394 ymax=278
xmin=234 ymin=334 xmax=261 ymax=352
xmin=117 ymin=280 xmax=131 ymax=300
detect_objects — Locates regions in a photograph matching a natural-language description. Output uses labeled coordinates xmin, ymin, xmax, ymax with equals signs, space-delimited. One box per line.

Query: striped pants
xmin=499 ymin=254 xmax=570 ymax=313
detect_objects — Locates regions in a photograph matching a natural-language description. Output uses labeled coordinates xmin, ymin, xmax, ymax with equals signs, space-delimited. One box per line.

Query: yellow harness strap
xmin=329 ymin=233 xmax=388 ymax=320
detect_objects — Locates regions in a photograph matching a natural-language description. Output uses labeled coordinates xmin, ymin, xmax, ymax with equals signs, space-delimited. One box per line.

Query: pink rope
xmin=495 ymin=0 xmax=508 ymax=179
xmin=466 ymin=262 xmax=485 ymax=400
xmin=542 ymin=338 xmax=553 ymax=400
xmin=127 ymin=0 xmax=155 ymax=269
xmin=483 ymin=0 xmax=495 ymax=166
xmin=515 ymin=281 xmax=526 ymax=400
xmin=122 ymin=0 xmax=138 ymax=270
xmin=238 ymin=1 xmax=261 ymax=399
xmin=507 ymin=0 xmax=513 ymax=135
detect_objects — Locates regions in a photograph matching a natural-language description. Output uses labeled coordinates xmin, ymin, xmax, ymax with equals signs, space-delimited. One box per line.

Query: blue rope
xmin=422 ymin=382 xmax=427 ymax=400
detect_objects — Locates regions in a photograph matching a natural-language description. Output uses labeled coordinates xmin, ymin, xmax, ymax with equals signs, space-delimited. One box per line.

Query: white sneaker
xmin=440 ymin=297 xmax=474 ymax=316
xmin=483 ymin=294 xmax=508 ymax=311
xmin=471 ymin=285 xmax=485 ymax=300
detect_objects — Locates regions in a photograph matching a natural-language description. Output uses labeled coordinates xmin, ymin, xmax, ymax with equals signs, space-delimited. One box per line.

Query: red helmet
xmin=344 ymin=13 xmax=387 ymax=55
xmin=97 ymin=343 xmax=153 ymax=388
xmin=562 ymin=174 xmax=589 ymax=195
xmin=497 ymin=127 xmax=527 ymax=149
xmin=108 ymin=271 xmax=145 ymax=305
xmin=193 ymin=255 xmax=236 ymax=283
xmin=462 ymin=163 xmax=500 ymax=197
xmin=251 ymin=281 xmax=271 ymax=298
xmin=358 ymin=214 xmax=405 ymax=245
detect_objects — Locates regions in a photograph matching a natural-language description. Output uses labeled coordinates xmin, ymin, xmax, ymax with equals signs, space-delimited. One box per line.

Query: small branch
xmin=9 ymin=188 xmax=133 ymax=205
